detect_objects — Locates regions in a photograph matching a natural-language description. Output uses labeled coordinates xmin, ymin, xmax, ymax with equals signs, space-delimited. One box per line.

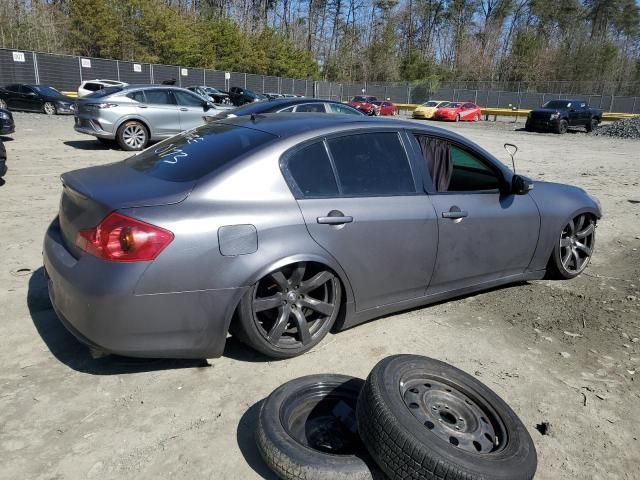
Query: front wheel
xmin=116 ymin=120 xmax=148 ymax=151
xmin=454 ymin=114 xmax=460 ymax=122
xmin=547 ymin=213 xmax=596 ymax=279
xmin=235 ymin=262 xmax=341 ymax=358
xmin=43 ymin=102 xmax=56 ymax=115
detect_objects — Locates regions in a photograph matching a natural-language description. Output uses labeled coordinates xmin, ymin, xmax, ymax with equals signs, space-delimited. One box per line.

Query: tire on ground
xmin=256 ymin=374 xmax=382 ymax=480
xmin=555 ymin=119 xmax=568 ymax=134
xmin=356 ymin=355 xmax=537 ymax=480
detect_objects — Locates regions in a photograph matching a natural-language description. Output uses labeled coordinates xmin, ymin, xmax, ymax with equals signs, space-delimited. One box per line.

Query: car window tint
xmin=6 ymin=85 xmax=19 ymax=92
xmin=20 ymin=85 xmax=34 ymax=94
xmin=287 ymin=142 xmax=338 ymax=197
xmin=126 ymin=123 xmax=276 ymax=182
xmin=295 ymin=103 xmax=326 ymax=113
xmin=127 ymin=90 xmax=146 ymax=102
xmin=279 ymin=106 xmax=295 ymax=112
xmin=463 ymin=103 xmax=475 ymax=108
xmin=448 ymin=146 xmax=499 ymax=192
xmin=84 ymin=83 xmax=101 ymax=91
xmin=328 ymin=103 xmax=361 ymax=115
xmin=144 ymin=89 xmax=174 ymax=105
xmin=174 ymin=90 xmax=204 ymax=107
xmin=327 ymin=133 xmax=415 ymax=196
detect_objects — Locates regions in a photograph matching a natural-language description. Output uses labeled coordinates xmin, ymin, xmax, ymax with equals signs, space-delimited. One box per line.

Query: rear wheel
xmin=586 ymin=118 xmax=598 ymax=133
xmin=43 ymin=102 xmax=56 ymax=115
xmin=116 ymin=120 xmax=148 ymax=151
xmin=455 ymin=114 xmax=460 ymax=122
xmin=547 ymin=213 xmax=596 ymax=279
xmin=235 ymin=262 xmax=341 ymax=358
xmin=555 ymin=119 xmax=568 ymax=134
xmin=473 ymin=114 xmax=480 ymax=122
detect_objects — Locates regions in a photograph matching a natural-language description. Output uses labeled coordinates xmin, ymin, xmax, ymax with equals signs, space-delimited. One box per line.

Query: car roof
xmin=220 ymin=112 xmax=470 ymax=140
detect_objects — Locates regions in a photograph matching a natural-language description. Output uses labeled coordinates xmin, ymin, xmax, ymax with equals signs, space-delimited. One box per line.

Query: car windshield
xmin=352 ymin=96 xmax=367 ymax=102
xmin=443 ymin=102 xmax=461 ymax=108
xmin=423 ymin=101 xmax=440 ymax=107
xmin=542 ymin=100 xmax=572 ymax=109
xmin=87 ymin=86 xmax=124 ymax=98
xmin=204 ymin=87 xmax=221 ymax=94
xmin=32 ymin=86 xmax=61 ymax=96
xmin=125 ymin=123 xmax=277 ymax=182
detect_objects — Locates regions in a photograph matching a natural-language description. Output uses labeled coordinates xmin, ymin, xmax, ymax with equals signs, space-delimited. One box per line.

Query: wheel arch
xmin=114 ymin=116 xmax=152 ymax=138
xmin=223 ymin=253 xmax=356 ymax=337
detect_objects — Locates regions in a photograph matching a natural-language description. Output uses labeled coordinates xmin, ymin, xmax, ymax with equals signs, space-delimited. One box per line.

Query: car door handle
xmin=442 ymin=211 xmax=468 ymax=219
xmin=179 ymin=107 xmax=188 ymax=112
xmin=138 ymin=105 xmax=148 ymax=108
xmin=317 ymin=216 xmax=353 ymax=225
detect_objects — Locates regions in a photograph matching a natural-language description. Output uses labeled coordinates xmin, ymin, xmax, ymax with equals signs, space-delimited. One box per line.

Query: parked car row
xmin=347 ymin=95 xmax=398 ymax=116
xmin=412 ymin=100 xmax=482 ymax=122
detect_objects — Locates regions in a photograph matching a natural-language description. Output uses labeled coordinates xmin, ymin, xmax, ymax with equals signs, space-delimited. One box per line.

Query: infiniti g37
xmin=43 ymin=114 xmax=601 ymax=359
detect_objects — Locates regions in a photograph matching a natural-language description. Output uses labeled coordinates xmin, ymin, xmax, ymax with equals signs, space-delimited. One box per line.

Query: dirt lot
xmin=1 ymin=113 xmax=639 ymax=480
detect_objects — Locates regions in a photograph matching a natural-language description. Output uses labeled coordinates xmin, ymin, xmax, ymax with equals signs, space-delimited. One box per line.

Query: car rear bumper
xmin=43 ymin=217 xmax=244 ymax=359
xmin=74 ymin=116 xmax=115 ymax=139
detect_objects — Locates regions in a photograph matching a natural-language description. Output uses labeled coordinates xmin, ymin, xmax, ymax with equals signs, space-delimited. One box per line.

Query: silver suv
xmin=74 ymin=85 xmax=227 ymax=150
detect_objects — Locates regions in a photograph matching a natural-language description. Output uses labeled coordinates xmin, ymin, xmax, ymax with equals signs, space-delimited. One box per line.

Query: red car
xmin=433 ymin=102 xmax=482 ymax=122
xmin=348 ymin=95 xmax=379 ymax=115
xmin=372 ymin=100 xmax=397 ymax=116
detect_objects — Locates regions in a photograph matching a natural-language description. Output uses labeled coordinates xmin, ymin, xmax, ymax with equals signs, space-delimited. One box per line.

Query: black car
xmin=0 ymin=84 xmax=75 ymax=115
xmin=0 ymin=139 xmax=6 ymax=179
xmin=526 ymin=99 xmax=603 ymax=134
xmin=0 ymin=108 xmax=15 ymax=135
xmin=186 ymin=86 xmax=231 ymax=104
xmin=228 ymin=86 xmax=267 ymax=106
xmin=212 ymin=98 xmax=364 ymax=120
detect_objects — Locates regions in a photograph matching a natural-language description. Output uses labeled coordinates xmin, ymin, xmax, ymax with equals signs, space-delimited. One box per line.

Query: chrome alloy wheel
xmin=559 ymin=213 xmax=595 ymax=275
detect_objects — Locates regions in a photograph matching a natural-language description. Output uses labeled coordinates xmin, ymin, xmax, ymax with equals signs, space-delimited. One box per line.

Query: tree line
xmin=1 ymin=0 xmax=639 ymax=91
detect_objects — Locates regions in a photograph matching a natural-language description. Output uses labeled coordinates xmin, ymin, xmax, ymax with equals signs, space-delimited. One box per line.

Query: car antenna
xmin=504 ymin=143 xmax=518 ymax=173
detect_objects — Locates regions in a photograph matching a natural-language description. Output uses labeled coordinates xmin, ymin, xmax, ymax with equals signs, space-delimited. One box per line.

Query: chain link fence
xmin=1 ymin=48 xmax=639 ymax=113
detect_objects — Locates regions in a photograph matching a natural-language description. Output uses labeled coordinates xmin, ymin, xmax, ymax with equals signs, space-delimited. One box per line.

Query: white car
xmin=77 ymin=79 xmax=128 ymax=98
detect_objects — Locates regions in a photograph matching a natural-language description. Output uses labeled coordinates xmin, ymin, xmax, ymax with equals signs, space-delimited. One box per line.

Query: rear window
xmin=126 ymin=123 xmax=276 ymax=182
xmin=286 ymin=142 xmax=338 ymax=197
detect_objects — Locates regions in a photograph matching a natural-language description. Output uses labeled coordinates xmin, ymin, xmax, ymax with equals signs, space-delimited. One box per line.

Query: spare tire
xmin=356 ymin=355 xmax=537 ymax=480
xmin=256 ymin=374 xmax=382 ymax=480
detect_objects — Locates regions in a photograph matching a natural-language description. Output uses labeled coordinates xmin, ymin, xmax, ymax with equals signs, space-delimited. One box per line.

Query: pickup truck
xmin=525 ymin=99 xmax=603 ymax=134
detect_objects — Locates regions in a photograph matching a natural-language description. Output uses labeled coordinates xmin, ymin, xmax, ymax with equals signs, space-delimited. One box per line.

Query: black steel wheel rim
xmin=560 ymin=213 xmax=595 ymax=274
xmin=252 ymin=263 xmax=339 ymax=349
xmin=279 ymin=379 xmax=363 ymax=455
xmin=400 ymin=374 xmax=508 ymax=455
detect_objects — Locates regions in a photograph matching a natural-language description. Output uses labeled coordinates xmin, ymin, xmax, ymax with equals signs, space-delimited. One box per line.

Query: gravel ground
xmin=1 ymin=113 xmax=639 ymax=480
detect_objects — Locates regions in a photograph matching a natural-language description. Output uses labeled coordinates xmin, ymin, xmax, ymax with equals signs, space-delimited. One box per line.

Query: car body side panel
xmin=527 ymin=181 xmax=602 ymax=271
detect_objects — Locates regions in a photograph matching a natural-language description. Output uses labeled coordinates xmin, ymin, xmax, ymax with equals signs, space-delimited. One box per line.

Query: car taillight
xmin=75 ymin=212 xmax=173 ymax=262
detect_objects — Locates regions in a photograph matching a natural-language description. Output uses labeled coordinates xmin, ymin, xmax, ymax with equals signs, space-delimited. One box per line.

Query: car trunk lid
xmin=58 ymin=161 xmax=193 ymax=257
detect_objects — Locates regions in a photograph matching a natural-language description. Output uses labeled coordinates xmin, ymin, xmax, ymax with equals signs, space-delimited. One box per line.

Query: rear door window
xmin=327 ymin=103 xmax=361 ymax=115
xmin=326 ymin=132 xmax=415 ymax=196
xmin=125 ymin=123 xmax=276 ymax=182
xmin=144 ymin=89 xmax=174 ymax=105
xmin=285 ymin=142 xmax=338 ymax=197
xmin=127 ymin=90 xmax=146 ymax=102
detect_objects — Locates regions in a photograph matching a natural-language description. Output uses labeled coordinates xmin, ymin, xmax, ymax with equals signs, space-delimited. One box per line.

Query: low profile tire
xmin=586 ymin=118 xmax=599 ymax=133
xmin=547 ymin=213 xmax=596 ymax=280
xmin=43 ymin=102 xmax=56 ymax=115
xmin=256 ymin=374 xmax=382 ymax=480
xmin=0 ymin=99 xmax=7 ymax=109
xmin=117 ymin=120 xmax=148 ymax=151
xmin=473 ymin=114 xmax=480 ymax=122
xmin=454 ymin=114 xmax=460 ymax=122
xmin=555 ymin=119 xmax=568 ymax=134
xmin=357 ymin=355 xmax=537 ymax=480
xmin=235 ymin=262 xmax=341 ymax=358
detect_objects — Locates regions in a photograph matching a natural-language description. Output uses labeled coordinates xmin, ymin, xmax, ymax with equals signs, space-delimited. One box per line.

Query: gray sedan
xmin=44 ymin=114 xmax=601 ymax=359
xmin=74 ymin=85 xmax=228 ymax=150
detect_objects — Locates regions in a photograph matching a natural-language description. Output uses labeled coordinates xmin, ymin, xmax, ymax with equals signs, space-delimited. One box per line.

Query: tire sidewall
xmin=557 ymin=119 xmax=568 ymax=134
xmin=551 ymin=219 xmax=595 ymax=279
xmin=363 ymin=355 xmax=537 ymax=480
xmin=0 ymin=99 xmax=7 ymax=109
xmin=257 ymin=374 xmax=376 ymax=480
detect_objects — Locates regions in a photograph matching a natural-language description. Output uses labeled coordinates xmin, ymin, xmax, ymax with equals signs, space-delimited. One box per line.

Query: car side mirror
xmin=203 ymin=102 xmax=214 ymax=112
xmin=512 ymin=174 xmax=533 ymax=195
